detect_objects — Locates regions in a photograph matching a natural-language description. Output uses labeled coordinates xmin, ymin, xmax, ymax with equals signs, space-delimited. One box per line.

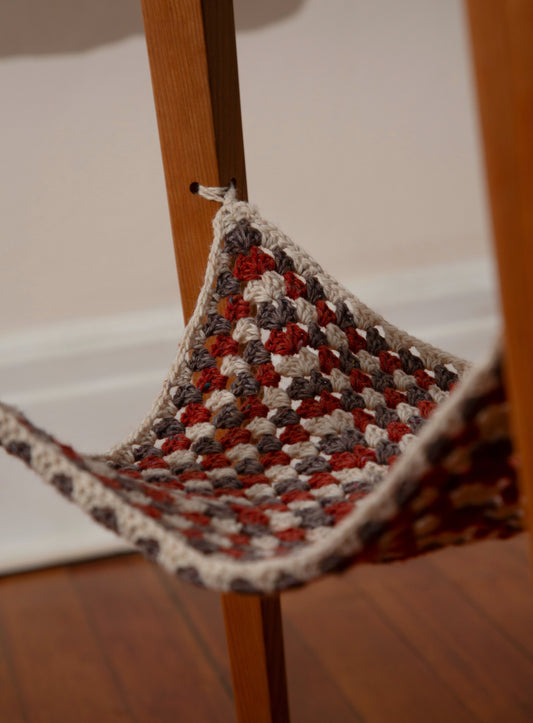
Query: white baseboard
xmin=0 ymin=256 xmax=500 ymax=575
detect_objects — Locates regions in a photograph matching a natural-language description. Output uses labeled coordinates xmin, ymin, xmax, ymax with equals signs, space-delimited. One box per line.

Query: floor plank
xmin=353 ymin=546 xmax=533 ymax=721
xmin=430 ymin=536 xmax=533 ymax=661
xmin=0 ymin=534 xmax=531 ymax=722
xmin=283 ymin=573 xmax=478 ymax=723
xmin=0 ymin=566 xmax=130 ymax=722
xmin=0 ymin=617 xmax=26 ymax=723
xmin=69 ymin=555 xmax=234 ymax=723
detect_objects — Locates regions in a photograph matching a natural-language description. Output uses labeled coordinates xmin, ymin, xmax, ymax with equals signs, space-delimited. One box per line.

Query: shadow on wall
xmin=0 ymin=0 xmax=306 ymax=56
xmin=235 ymin=0 xmax=306 ymax=31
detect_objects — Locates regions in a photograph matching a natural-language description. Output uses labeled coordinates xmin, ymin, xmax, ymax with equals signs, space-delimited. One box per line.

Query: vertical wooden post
xmin=140 ymin=0 xmax=246 ymax=321
xmin=222 ymin=594 xmax=290 ymax=723
xmin=139 ymin=1 xmax=290 ymax=720
xmin=465 ymin=0 xmax=533 ymax=554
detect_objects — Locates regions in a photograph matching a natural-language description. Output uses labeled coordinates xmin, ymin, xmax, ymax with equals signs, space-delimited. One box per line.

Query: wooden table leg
xmin=465 ymin=0 xmax=533 ymax=560
xmin=139 ymin=1 xmax=291 ymax=719
xmin=222 ymin=593 xmax=290 ymax=723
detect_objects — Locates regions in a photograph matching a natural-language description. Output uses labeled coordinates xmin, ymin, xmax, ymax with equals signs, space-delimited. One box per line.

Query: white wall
xmin=0 ymin=0 xmax=492 ymax=333
xmin=0 ymin=0 xmax=500 ymax=572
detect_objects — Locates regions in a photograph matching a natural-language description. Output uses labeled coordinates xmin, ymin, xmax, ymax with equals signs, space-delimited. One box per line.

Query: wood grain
xmin=0 ymin=537 xmax=532 ymax=721
xmin=70 ymin=556 xmax=233 ymax=722
xmin=431 ymin=536 xmax=533 ymax=660
xmin=465 ymin=0 xmax=533 ymax=559
xmin=200 ymin=0 xmax=247 ymax=202
xmin=353 ymin=554 xmax=533 ymax=721
xmin=140 ymin=0 xmax=246 ymax=322
xmin=283 ymin=572 xmax=478 ymax=723
xmin=222 ymin=593 xmax=290 ymax=723
xmin=0 ymin=616 xmax=25 ymax=723
xmin=0 ymin=567 xmax=130 ymax=722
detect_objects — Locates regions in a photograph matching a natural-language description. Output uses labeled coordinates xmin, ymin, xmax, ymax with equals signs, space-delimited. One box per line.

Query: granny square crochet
xmin=0 ymin=186 xmax=523 ymax=593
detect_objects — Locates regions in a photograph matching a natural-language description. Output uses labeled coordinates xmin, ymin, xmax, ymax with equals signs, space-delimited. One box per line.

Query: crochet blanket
xmin=0 ymin=186 xmax=523 ymax=593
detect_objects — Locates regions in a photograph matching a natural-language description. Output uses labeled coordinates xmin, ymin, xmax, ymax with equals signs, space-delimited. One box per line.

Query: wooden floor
xmin=0 ymin=535 xmax=531 ymax=723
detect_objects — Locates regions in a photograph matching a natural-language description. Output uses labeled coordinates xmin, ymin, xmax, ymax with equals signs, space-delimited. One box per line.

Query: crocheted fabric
xmin=0 ymin=187 xmax=524 ymax=593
